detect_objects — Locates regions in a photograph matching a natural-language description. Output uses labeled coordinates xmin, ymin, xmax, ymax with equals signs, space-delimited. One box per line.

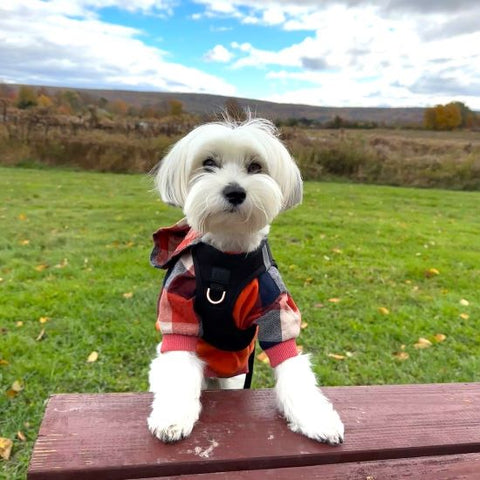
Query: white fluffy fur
xmin=148 ymin=118 xmax=344 ymax=444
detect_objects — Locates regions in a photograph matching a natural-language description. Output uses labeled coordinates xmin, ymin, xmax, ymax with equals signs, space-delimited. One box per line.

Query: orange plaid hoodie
xmin=151 ymin=219 xmax=301 ymax=378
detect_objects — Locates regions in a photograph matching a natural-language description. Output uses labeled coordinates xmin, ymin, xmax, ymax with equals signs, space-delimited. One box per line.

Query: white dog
xmin=147 ymin=117 xmax=344 ymax=445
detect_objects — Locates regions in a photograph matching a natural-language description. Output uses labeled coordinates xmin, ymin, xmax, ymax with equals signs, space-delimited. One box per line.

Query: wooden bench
xmin=28 ymin=383 xmax=480 ymax=479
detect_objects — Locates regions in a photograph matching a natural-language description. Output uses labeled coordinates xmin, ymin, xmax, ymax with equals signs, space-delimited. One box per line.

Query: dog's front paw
xmin=286 ymin=401 xmax=344 ymax=445
xmin=148 ymin=399 xmax=201 ymax=443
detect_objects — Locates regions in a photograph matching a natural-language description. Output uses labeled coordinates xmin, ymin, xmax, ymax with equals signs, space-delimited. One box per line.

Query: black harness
xmin=165 ymin=239 xmax=274 ymax=388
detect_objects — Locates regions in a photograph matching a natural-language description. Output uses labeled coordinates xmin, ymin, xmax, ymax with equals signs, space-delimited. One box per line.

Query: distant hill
xmin=10 ymin=84 xmax=425 ymax=126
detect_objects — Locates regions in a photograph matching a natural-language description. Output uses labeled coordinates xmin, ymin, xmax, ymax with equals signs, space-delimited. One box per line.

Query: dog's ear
xmin=154 ymin=137 xmax=190 ymax=208
xmin=281 ymin=162 xmax=303 ymax=211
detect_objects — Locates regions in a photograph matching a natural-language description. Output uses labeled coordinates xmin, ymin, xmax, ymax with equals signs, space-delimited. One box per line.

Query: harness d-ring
xmin=206 ymin=288 xmax=226 ymax=305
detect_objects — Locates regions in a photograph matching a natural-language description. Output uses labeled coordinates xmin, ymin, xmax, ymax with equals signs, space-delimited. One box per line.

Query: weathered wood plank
xmin=28 ymin=383 xmax=480 ymax=480
xmin=138 ymin=453 xmax=480 ymax=480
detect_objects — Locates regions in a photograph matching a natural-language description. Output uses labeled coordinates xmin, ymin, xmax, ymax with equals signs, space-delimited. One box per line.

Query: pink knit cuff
xmin=264 ymin=339 xmax=299 ymax=368
xmin=160 ymin=334 xmax=198 ymax=353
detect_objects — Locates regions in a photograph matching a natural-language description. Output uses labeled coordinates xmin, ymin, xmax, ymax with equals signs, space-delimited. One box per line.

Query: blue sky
xmin=1 ymin=0 xmax=480 ymax=109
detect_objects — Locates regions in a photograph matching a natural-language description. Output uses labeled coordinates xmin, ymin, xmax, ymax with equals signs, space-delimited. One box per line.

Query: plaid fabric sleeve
xmin=254 ymin=265 xmax=301 ymax=367
xmin=156 ymin=252 xmax=200 ymax=352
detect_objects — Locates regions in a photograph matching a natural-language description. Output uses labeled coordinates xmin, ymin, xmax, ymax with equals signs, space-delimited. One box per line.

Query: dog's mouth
xmin=225 ymin=206 xmax=240 ymax=213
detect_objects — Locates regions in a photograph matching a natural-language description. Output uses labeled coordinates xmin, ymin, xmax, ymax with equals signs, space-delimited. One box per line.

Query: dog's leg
xmin=274 ymin=354 xmax=344 ymax=445
xmin=148 ymin=350 xmax=204 ymax=443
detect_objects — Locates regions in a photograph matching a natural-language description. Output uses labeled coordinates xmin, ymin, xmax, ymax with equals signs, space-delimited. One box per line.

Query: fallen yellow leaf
xmin=18 ymin=213 xmax=27 ymax=221
xmin=300 ymin=321 xmax=308 ymax=329
xmin=332 ymin=248 xmax=343 ymax=254
xmin=0 ymin=359 xmax=9 ymax=366
xmin=296 ymin=345 xmax=304 ymax=354
xmin=34 ymin=264 xmax=48 ymax=272
xmin=424 ymin=268 xmax=440 ymax=278
xmin=17 ymin=431 xmax=26 ymax=442
xmin=54 ymin=258 xmax=68 ymax=269
xmin=434 ymin=333 xmax=447 ymax=343
xmin=378 ymin=307 xmax=390 ymax=315
xmin=393 ymin=351 xmax=409 ymax=361
xmin=414 ymin=337 xmax=432 ymax=349
xmin=20 ymin=239 xmax=30 ymax=245
xmin=328 ymin=353 xmax=346 ymax=360
xmin=7 ymin=380 xmax=24 ymax=398
xmin=16 ymin=321 xmax=23 ymax=328
xmin=122 ymin=292 xmax=133 ymax=299
xmin=460 ymin=313 xmax=470 ymax=320
xmin=36 ymin=329 xmax=46 ymax=342
xmin=0 ymin=437 xmax=13 ymax=460
xmin=460 ymin=299 xmax=470 ymax=306
xmin=39 ymin=317 xmax=49 ymax=324
xmin=87 ymin=351 xmax=99 ymax=363
xmin=11 ymin=380 xmax=23 ymax=393
xmin=328 ymin=298 xmax=341 ymax=303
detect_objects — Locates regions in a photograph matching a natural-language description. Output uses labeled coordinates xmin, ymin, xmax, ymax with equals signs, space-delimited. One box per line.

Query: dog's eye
xmin=202 ymin=158 xmax=218 ymax=171
xmin=247 ymin=162 xmax=262 ymax=174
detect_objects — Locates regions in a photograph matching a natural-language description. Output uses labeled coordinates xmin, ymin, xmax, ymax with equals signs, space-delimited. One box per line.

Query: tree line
xmin=1 ymin=84 xmax=479 ymax=132
xmin=1 ymin=84 xmax=187 ymax=120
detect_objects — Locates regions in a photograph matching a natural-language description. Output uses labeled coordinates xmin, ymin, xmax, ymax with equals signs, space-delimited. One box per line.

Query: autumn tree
xmin=17 ymin=86 xmax=38 ymax=109
xmin=168 ymin=99 xmax=184 ymax=116
xmin=423 ymin=108 xmax=436 ymax=130
xmin=424 ymin=101 xmax=477 ymax=130
xmin=37 ymin=94 xmax=53 ymax=109
xmin=61 ymin=90 xmax=82 ymax=113
xmin=110 ymin=99 xmax=128 ymax=116
xmin=452 ymin=101 xmax=477 ymax=128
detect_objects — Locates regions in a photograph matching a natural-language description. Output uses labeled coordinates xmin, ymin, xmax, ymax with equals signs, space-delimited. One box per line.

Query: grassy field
xmin=1 ymin=166 xmax=479 ymax=479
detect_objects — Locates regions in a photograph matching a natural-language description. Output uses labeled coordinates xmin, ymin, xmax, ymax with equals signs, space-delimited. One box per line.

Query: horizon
xmin=9 ymin=82 xmax=432 ymax=111
xmin=2 ymin=1 xmax=480 ymax=110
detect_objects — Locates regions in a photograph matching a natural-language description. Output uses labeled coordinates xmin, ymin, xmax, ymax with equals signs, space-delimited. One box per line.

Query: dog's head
xmin=154 ymin=118 xmax=302 ymax=237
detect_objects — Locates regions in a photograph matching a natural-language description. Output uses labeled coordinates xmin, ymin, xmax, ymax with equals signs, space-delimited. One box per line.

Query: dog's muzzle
xmin=223 ymin=183 xmax=246 ymax=206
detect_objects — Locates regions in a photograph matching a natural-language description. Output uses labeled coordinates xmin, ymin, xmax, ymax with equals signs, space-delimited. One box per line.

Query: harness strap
xmin=192 ymin=240 xmax=274 ymax=353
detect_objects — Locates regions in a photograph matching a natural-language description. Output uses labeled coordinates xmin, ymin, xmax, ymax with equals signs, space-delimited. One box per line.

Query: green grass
xmin=1 ymin=166 xmax=479 ymax=479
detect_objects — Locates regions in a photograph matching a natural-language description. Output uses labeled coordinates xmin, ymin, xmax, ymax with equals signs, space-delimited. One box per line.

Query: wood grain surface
xmin=27 ymin=383 xmax=480 ymax=480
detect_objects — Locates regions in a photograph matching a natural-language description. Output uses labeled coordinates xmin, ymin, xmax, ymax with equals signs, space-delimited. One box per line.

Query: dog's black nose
xmin=223 ymin=183 xmax=246 ymax=206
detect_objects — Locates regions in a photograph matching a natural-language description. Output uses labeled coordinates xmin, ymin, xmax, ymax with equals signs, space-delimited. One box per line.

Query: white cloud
xmin=262 ymin=7 xmax=285 ymax=25
xmin=0 ymin=0 xmax=236 ymax=96
xmin=214 ymin=1 xmax=480 ymax=108
xmin=192 ymin=0 xmax=241 ymax=18
xmin=2 ymin=0 xmax=480 ymax=108
xmin=204 ymin=44 xmax=234 ymax=62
